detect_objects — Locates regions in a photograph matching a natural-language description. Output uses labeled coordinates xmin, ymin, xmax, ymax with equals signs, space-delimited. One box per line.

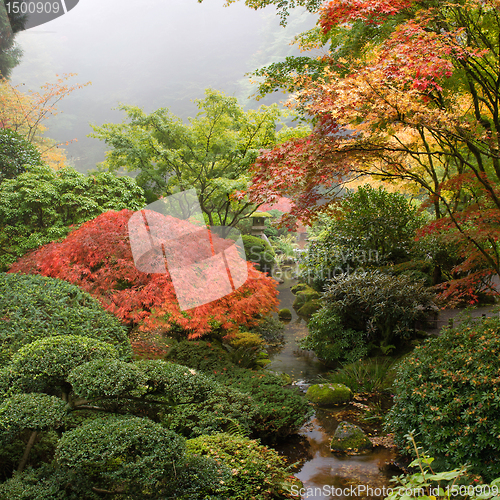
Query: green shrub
xmin=162 ymin=382 xmax=254 ymax=438
xmin=0 ymin=394 xmax=68 ymax=445
xmin=227 ymin=331 xmax=265 ymax=349
xmin=242 ymin=235 xmax=276 ymax=273
xmin=135 ymin=359 xmax=220 ymax=404
xmin=386 ymin=316 xmax=500 ymax=481
xmin=0 ymin=464 xmax=90 ymax=500
xmin=386 ymin=434 xmax=500 ymax=500
xmin=7 ymin=335 xmax=119 ymax=395
xmin=0 ymin=273 xmax=131 ymax=366
xmin=301 ymin=270 xmax=435 ymax=363
xmin=0 ymin=130 xmax=42 ymax=184
xmin=214 ymin=367 xmax=313 ymax=441
xmin=161 ymin=454 xmax=232 ymax=500
xmin=186 ymin=433 xmax=301 ymax=500
xmin=300 ymin=308 xmax=369 ymax=364
xmin=249 ymin=315 xmax=285 ymax=345
xmin=56 ymin=415 xmax=185 ymax=495
xmin=68 ymin=359 xmax=145 ymax=399
xmin=0 ymin=165 xmax=145 ymax=269
xmin=166 ymin=340 xmax=232 ymax=372
xmin=299 ymin=186 xmax=425 ymax=290
xmin=167 ymin=341 xmax=311 ymax=441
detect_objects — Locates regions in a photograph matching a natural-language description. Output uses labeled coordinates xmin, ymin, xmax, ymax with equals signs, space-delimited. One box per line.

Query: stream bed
xmin=267 ymin=279 xmax=397 ymax=499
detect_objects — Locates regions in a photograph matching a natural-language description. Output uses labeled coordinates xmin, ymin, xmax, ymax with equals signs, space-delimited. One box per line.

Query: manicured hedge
xmin=0 ymin=273 xmax=131 ymax=365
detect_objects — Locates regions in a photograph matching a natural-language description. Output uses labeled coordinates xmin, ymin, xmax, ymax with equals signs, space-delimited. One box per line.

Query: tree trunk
xmin=17 ymin=430 xmax=37 ymax=473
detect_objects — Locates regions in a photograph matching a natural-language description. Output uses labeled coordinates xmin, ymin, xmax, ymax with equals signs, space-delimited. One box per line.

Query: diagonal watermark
xmin=128 ymin=189 xmax=248 ymax=311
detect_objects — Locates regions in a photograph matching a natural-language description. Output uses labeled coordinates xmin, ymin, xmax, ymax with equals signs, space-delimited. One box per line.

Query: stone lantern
xmin=251 ymin=212 xmax=271 ymax=238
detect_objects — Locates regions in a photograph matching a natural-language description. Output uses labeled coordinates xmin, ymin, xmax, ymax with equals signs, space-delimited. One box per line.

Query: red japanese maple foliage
xmin=9 ymin=210 xmax=279 ymax=340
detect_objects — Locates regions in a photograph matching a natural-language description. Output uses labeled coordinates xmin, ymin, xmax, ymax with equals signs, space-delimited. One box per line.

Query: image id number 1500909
xmin=6 ymin=1 xmax=62 ymax=14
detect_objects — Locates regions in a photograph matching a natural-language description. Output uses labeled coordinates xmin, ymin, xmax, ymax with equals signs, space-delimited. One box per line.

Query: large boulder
xmin=305 ymin=383 xmax=351 ymax=406
xmin=330 ymin=421 xmax=373 ymax=454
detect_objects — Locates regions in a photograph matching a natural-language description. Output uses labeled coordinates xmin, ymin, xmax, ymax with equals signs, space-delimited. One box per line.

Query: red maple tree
xmin=10 ymin=210 xmax=279 ymax=341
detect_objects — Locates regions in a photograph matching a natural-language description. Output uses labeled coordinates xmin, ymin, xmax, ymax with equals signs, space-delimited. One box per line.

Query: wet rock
xmin=292 ymin=380 xmax=310 ymax=393
xmin=330 ymin=421 xmax=373 ymax=454
xmin=305 ymin=383 xmax=352 ymax=406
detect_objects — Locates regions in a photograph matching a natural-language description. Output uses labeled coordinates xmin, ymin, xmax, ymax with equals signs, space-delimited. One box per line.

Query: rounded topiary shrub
xmin=0 ymin=273 xmax=131 ymax=365
xmin=386 ymin=316 xmax=500 ymax=481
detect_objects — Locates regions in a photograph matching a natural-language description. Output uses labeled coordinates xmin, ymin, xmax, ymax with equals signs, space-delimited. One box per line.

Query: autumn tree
xmin=237 ymin=0 xmax=500 ymax=301
xmin=90 ymin=88 xmax=309 ymax=227
xmin=0 ymin=74 xmax=90 ymax=168
xmin=10 ymin=209 xmax=279 ymax=339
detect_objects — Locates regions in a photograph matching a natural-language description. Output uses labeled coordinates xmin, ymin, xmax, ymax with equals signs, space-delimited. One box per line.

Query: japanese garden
xmin=1 ymin=0 xmax=500 ymax=498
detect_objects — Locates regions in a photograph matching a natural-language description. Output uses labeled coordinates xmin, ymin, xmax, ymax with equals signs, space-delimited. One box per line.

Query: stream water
xmin=267 ymin=279 xmax=397 ymax=500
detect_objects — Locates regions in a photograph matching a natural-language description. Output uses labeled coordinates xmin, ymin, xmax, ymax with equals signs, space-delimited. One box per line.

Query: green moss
xmin=330 ymin=421 xmax=373 ymax=454
xmin=278 ymin=308 xmax=292 ymax=320
xmin=305 ymin=383 xmax=352 ymax=406
xmin=290 ymin=283 xmax=310 ymax=295
xmin=297 ymin=299 xmax=322 ymax=319
xmin=292 ymin=286 xmax=321 ymax=311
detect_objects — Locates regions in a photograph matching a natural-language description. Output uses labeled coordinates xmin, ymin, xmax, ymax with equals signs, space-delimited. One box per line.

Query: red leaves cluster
xmin=319 ymin=0 xmax=414 ymax=33
xmin=9 ymin=210 xmax=279 ymax=339
xmin=244 ymin=126 xmax=351 ymax=228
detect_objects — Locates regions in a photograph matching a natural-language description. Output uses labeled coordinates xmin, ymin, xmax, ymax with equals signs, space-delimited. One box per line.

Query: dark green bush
xmin=300 ymin=308 xmax=369 ymax=364
xmin=386 ymin=316 xmax=500 ymax=481
xmin=299 ymin=185 xmax=425 ymax=290
xmin=242 ymin=235 xmax=276 ymax=273
xmin=56 ymin=415 xmax=185 ymax=496
xmin=301 ymin=270 xmax=436 ymax=363
xmin=186 ymin=433 xmax=301 ymax=500
xmin=0 ymin=464 xmax=91 ymax=500
xmin=162 ymin=382 xmax=255 ymax=438
xmin=0 ymin=130 xmax=42 ymax=184
xmin=0 ymin=273 xmax=131 ymax=365
xmin=248 ymin=315 xmax=285 ymax=345
xmin=167 ymin=340 xmax=312 ymax=441
xmin=214 ymin=367 xmax=313 ymax=441
xmin=161 ymin=454 xmax=232 ymax=500
xmin=0 ymin=165 xmax=145 ymax=269
xmin=166 ymin=340 xmax=232 ymax=372
xmin=6 ymin=335 xmax=119 ymax=395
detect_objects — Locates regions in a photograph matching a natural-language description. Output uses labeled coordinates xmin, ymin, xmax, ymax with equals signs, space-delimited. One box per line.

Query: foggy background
xmin=10 ymin=0 xmax=316 ymax=172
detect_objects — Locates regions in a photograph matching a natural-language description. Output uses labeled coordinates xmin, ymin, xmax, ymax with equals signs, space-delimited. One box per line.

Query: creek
xmin=267 ymin=278 xmax=397 ymax=500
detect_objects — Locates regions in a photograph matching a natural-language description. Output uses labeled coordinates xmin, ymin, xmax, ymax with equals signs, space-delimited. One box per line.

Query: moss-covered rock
xmin=330 ymin=421 xmax=373 ymax=454
xmin=292 ymin=285 xmax=321 ymax=312
xmin=297 ymin=299 xmax=322 ymax=319
xmin=305 ymin=383 xmax=352 ymax=406
xmin=290 ymin=283 xmax=310 ymax=295
xmin=278 ymin=308 xmax=292 ymax=320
